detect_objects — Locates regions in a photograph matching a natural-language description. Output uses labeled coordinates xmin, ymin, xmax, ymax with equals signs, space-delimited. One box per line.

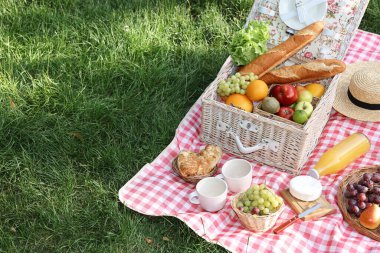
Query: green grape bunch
xmin=236 ymin=184 xmax=283 ymax=215
xmin=217 ymin=72 xmax=258 ymax=98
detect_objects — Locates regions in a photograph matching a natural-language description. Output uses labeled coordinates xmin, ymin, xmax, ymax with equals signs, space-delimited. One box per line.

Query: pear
xmin=359 ymin=204 xmax=380 ymax=229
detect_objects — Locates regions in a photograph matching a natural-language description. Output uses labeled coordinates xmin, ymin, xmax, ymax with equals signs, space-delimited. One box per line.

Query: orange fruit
xmin=246 ymin=80 xmax=269 ymax=101
xmin=225 ymin=94 xmax=253 ymax=112
xmin=305 ymin=83 xmax=325 ymax=98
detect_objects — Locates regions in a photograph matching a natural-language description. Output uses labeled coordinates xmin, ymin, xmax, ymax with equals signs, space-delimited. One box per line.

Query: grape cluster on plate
xmin=216 ymin=72 xmax=257 ymax=97
xmin=345 ymin=170 xmax=380 ymax=217
xmin=236 ymin=184 xmax=283 ymax=215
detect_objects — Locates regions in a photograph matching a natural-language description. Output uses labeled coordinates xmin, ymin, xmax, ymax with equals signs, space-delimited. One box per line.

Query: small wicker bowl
xmin=337 ymin=166 xmax=380 ymax=242
xmin=231 ymin=188 xmax=285 ymax=232
xmin=171 ymin=157 xmax=218 ymax=184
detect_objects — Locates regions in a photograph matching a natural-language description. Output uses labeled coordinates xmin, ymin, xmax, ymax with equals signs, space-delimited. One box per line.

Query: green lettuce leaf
xmin=228 ymin=20 xmax=270 ymax=66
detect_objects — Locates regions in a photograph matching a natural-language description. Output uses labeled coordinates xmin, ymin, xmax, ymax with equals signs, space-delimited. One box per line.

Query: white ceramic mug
xmin=189 ymin=177 xmax=227 ymax=212
xmin=217 ymin=159 xmax=252 ymax=193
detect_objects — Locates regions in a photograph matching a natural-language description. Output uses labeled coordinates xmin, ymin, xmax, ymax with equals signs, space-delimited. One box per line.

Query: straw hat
xmin=333 ymin=61 xmax=380 ymax=122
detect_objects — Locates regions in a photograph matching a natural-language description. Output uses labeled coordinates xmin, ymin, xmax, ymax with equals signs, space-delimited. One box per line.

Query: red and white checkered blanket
xmin=119 ymin=30 xmax=380 ymax=253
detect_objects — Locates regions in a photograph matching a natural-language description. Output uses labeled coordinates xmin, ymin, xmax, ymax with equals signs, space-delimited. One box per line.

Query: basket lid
xmin=245 ymin=0 xmax=370 ymax=63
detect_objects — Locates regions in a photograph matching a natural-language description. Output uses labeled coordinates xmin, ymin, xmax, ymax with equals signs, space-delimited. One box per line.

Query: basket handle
xmin=228 ymin=131 xmax=279 ymax=154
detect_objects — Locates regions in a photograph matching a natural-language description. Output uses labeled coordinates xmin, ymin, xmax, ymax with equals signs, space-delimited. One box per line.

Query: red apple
xmin=276 ymin=107 xmax=294 ymax=120
xmin=271 ymin=84 xmax=298 ymax=106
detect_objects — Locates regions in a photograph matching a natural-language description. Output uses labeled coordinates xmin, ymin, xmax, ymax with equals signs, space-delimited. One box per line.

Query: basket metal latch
xmin=217 ymin=120 xmax=259 ymax=133
xmin=217 ymin=120 xmax=279 ymax=154
xmin=228 ymin=131 xmax=279 ymax=154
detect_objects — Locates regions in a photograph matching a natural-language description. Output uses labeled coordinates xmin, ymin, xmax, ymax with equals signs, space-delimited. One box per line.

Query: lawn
xmin=0 ymin=0 xmax=379 ymax=252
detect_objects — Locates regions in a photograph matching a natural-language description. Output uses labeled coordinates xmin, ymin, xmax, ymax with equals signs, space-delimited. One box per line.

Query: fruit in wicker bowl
xmin=172 ymin=145 xmax=222 ymax=184
xmin=231 ymin=184 xmax=284 ymax=232
xmin=338 ymin=166 xmax=380 ymax=241
xmin=344 ymin=170 xmax=380 ymax=220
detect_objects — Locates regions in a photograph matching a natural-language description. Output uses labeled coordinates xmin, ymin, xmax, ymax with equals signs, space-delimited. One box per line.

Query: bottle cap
xmin=307 ymin=169 xmax=320 ymax=179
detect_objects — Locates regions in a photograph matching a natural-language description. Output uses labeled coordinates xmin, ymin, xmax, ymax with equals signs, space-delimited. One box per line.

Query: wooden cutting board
xmin=280 ymin=188 xmax=336 ymax=221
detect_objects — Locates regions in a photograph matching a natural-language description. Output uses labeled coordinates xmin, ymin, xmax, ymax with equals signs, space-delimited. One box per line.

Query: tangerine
xmin=246 ymin=80 xmax=269 ymax=101
xmin=305 ymin=83 xmax=325 ymax=98
xmin=225 ymin=94 xmax=253 ymax=112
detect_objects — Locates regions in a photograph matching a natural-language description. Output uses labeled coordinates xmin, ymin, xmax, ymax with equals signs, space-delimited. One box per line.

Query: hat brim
xmin=333 ymin=61 xmax=380 ymax=122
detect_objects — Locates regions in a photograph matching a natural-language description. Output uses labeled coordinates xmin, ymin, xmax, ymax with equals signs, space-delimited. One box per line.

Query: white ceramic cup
xmin=189 ymin=177 xmax=228 ymax=212
xmin=217 ymin=159 xmax=252 ymax=193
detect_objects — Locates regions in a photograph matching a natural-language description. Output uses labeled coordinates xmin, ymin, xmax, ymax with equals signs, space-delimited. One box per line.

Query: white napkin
xmin=281 ymin=0 xmax=327 ymax=25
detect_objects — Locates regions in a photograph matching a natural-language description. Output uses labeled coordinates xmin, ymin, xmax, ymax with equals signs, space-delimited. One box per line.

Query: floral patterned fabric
xmin=249 ymin=0 xmax=369 ymax=62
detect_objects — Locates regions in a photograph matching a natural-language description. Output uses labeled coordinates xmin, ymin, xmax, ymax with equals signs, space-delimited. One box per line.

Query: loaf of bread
xmin=177 ymin=145 xmax=222 ymax=177
xmin=238 ymin=21 xmax=324 ymax=77
xmin=198 ymin=145 xmax=222 ymax=175
xmin=260 ymin=59 xmax=346 ymax=85
xmin=177 ymin=151 xmax=200 ymax=177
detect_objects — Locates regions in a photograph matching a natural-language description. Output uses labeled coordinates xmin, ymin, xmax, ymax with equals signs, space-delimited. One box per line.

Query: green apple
xmin=295 ymin=101 xmax=314 ymax=117
xmin=292 ymin=110 xmax=308 ymax=124
xmin=297 ymin=90 xmax=313 ymax=103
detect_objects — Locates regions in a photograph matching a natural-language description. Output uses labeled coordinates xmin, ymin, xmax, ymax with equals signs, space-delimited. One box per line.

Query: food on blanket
xmin=271 ymin=84 xmax=298 ymax=106
xmin=251 ymin=207 xmax=260 ymax=215
xmin=376 ymin=196 xmax=380 ymax=205
xmin=359 ymin=204 xmax=380 ymax=229
xmin=292 ymin=110 xmax=308 ymax=124
xmin=289 ymin=175 xmax=323 ymax=202
xmin=236 ymin=184 xmax=283 ymax=215
xmin=217 ymin=72 xmax=258 ymax=97
xmin=358 ymin=201 xmax=367 ymax=210
xmin=261 ymin=97 xmax=280 ymax=114
xmin=177 ymin=145 xmax=222 ymax=177
xmin=295 ymin=101 xmax=313 ymax=117
xmin=358 ymin=193 xmax=367 ymax=202
xmin=225 ymin=94 xmax=253 ymax=112
xmin=199 ymin=145 xmax=222 ymax=168
xmin=297 ymin=90 xmax=313 ymax=103
xmin=238 ymin=21 xmax=324 ymax=77
xmin=177 ymin=151 xmax=200 ymax=177
xmin=305 ymin=83 xmax=325 ymax=98
xmin=245 ymin=80 xmax=269 ymax=101
xmin=345 ymin=171 xmax=380 ymax=220
xmin=260 ymin=59 xmax=346 ymax=85
xmin=228 ymin=20 xmax=270 ymax=66
xmin=276 ymin=106 xmax=294 ymax=120
xmin=372 ymin=174 xmax=380 ymax=183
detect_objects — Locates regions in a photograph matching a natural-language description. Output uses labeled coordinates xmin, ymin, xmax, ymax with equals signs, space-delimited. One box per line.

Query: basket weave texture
xmin=171 ymin=157 xmax=218 ymax=184
xmin=231 ymin=188 xmax=284 ymax=232
xmin=198 ymin=0 xmax=371 ymax=174
xmin=337 ymin=166 xmax=380 ymax=242
xmin=201 ymin=58 xmax=337 ymax=174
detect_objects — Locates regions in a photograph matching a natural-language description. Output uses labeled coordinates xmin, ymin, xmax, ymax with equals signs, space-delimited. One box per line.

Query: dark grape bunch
xmin=345 ymin=171 xmax=380 ymax=218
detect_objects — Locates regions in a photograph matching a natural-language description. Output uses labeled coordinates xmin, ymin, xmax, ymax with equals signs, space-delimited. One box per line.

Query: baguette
xmin=260 ymin=59 xmax=346 ymax=85
xmin=238 ymin=21 xmax=324 ymax=77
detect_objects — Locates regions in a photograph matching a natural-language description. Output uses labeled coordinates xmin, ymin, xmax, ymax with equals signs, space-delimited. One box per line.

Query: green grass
xmin=0 ymin=0 xmax=378 ymax=252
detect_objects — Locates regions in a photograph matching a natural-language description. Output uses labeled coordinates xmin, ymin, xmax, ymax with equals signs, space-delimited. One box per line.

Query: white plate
xmin=279 ymin=0 xmax=328 ymax=30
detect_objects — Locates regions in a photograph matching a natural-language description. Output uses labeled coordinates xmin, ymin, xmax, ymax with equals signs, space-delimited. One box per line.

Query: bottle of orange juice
xmin=308 ymin=133 xmax=371 ymax=179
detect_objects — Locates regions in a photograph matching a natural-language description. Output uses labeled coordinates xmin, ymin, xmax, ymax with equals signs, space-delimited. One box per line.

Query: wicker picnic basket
xmin=337 ymin=166 xmax=380 ymax=242
xmin=231 ymin=188 xmax=284 ymax=232
xmin=200 ymin=0 xmax=369 ymax=174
